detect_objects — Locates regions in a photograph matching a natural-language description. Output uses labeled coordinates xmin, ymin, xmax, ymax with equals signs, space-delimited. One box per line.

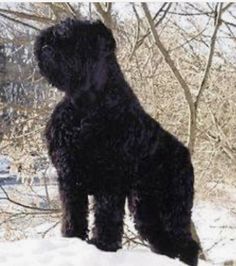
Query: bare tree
xmin=0 ymin=3 xmax=235 ymax=263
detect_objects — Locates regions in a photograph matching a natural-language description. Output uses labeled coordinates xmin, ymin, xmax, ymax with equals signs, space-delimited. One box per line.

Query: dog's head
xmin=34 ymin=18 xmax=116 ymax=93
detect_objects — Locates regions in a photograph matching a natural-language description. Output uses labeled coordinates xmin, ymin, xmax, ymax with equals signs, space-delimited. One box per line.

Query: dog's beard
xmin=69 ymin=57 xmax=109 ymax=107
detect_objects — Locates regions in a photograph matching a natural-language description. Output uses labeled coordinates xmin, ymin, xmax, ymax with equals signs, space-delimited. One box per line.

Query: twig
xmin=42 ymin=220 xmax=60 ymax=238
xmin=0 ymin=12 xmax=40 ymax=31
xmin=195 ymin=3 xmax=223 ymax=110
xmin=0 ymin=185 xmax=60 ymax=212
xmin=106 ymin=3 xmax=112 ymax=14
xmin=42 ymin=168 xmax=51 ymax=208
xmin=205 ymin=237 xmax=223 ymax=252
xmin=169 ymin=20 xmax=210 ymax=52
xmin=141 ymin=3 xmax=209 ymax=260
xmin=152 ymin=3 xmax=167 ymax=22
xmin=135 ymin=3 xmax=172 ymax=54
xmin=64 ymin=3 xmax=77 ymax=18
xmin=129 ymin=3 xmax=141 ymax=60
xmin=93 ymin=3 xmax=112 ymax=28
xmin=141 ymin=2 xmax=196 ymax=154
xmin=0 ymin=8 xmax=54 ymax=24
xmin=221 ymin=3 xmax=234 ymax=13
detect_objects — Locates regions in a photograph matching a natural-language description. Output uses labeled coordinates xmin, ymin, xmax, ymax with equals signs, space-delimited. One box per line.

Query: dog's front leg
xmin=52 ymin=148 xmax=89 ymax=240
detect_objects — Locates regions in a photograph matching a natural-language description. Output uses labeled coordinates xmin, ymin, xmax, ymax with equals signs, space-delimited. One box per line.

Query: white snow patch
xmin=193 ymin=200 xmax=236 ymax=265
xmin=0 ymin=238 xmax=211 ymax=266
xmin=0 ymin=155 xmax=11 ymax=174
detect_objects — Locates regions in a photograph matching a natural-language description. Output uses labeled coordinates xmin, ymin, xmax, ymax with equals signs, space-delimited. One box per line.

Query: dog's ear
xmin=95 ymin=20 xmax=116 ymax=53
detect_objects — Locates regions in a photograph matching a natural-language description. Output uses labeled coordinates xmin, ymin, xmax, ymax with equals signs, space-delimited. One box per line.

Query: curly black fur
xmin=34 ymin=18 xmax=199 ymax=265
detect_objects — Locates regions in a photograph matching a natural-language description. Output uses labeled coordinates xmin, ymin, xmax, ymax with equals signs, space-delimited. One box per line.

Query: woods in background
xmin=0 ymin=3 xmax=235 ymax=262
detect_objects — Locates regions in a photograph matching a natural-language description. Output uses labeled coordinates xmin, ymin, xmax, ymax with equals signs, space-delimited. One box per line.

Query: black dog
xmin=34 ymin=19 xmax=199 ymax=265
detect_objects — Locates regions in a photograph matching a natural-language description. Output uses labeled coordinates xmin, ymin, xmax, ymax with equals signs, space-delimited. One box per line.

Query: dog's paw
xmin=87 ymin=238 xmax=121 ymax=252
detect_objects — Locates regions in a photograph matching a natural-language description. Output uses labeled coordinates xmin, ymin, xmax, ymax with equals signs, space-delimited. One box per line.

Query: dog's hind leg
xmin=131 ymin=191 xmax=199 ymax=266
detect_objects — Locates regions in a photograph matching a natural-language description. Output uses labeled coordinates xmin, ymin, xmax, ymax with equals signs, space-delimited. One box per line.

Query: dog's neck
xmin=106 ymin=55 xmax=139 ymax=100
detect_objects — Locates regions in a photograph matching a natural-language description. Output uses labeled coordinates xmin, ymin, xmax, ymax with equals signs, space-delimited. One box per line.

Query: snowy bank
xmin=193 ymin=200 xmax=236 ymax=265
xmin=0 ymin=237 xmax=211 ymax=266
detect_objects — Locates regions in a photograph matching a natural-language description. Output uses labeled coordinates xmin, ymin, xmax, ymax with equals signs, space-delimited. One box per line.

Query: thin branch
xmin=164 ymin=11 xmax=213 ymax=16
xmin=0 ymin=185 xmax=60 ymax=212
xmin=169 ymin=23 xmax=209 ymax=53
xmin=152 ymin=3 xmax=167 ymax=22
xmin=42 ymin=169 xmax=51 ymax=208
xmin=106 ymin=3 xmax=112 ymax=14
xmin=93 ymin=3 xmax=112 ymax=28
xmin=42 ymin=221 xmax=60 ymax=238
xmin=129 ymin=3 xmax=141 ymax=60
xmin=221 ymin=2 xmax=234 ymax=13
xmin=136 ymin=3 xmax=172 ymax=50
xmin=0 ymin=12 xmax=40 ymax=31
xmin=222 ymin=19 xmax=236 ymax=28
xmin=187 ymin=2 xmax=235 ymax=27
xmin=195 ymin=3 xmax=223 ymax=109
xmin=141 ymin=2 xmax=196 ymax=154
xmin=45 ymin=3 xmax=65 ymax=21
xmin=154 ymin=3 xmax=172 ymax=28
xmin=0 ymin=8 xmax=54 ymax=24
xmin=63 ymin=3 xmax=77 ymax=18
xmin=206 ymin=102 xmax=236 ymax=163
xmin=89 ymin=3 xmax=92 ymax=21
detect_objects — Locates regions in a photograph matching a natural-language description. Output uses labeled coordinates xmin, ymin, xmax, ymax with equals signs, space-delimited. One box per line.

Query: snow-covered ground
xmin=0 ymin=155 xmax=11 ymax=174
xmin=1 ymin=184 xmax=235 ymax=265
xmin=0 ymin=237 xmax=212 ymax=266
xmin=0 ymin=156 xmax=235 ymax=265
xmin=193 ymin=182 xmax=236 ymax=265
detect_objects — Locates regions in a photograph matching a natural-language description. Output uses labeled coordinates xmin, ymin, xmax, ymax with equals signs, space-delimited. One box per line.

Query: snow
xmin=0 ymin=157 xmax=235 ymax=266
xmin=0 ymin=237 xmax=211 ymax=266
xmin=0 ymin=155 xmax=11 ymax=174
xmin=193 ymin=201 xmax=236 ymax=265
xmin=0 ymin=183 xmax=235 ymax=265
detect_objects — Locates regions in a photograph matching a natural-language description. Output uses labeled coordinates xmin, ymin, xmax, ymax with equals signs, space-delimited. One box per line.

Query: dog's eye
xmin=42 ymin=44 xmax=53 ymax=51
xmin=42 ymin=44 xmax=50 ymax=50
xmin=41 ymin=45 xmax=55 ymax=57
